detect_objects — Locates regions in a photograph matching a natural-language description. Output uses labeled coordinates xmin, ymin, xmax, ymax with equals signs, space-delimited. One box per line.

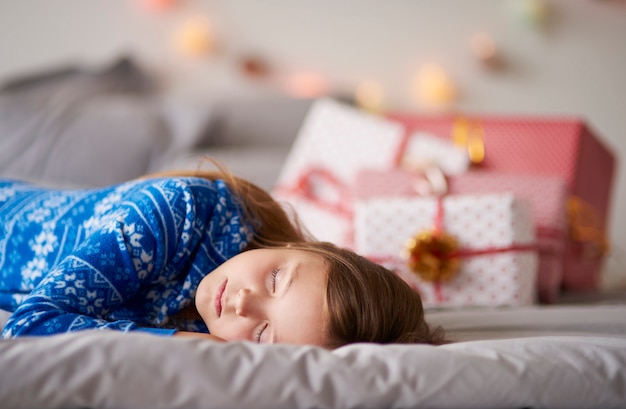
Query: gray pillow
xmin=0 ymin=57 xmax=171 ymax=188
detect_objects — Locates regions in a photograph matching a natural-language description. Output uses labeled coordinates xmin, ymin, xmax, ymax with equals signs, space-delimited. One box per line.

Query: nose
xmin=235 ymin=288 xmax=262 ymax=318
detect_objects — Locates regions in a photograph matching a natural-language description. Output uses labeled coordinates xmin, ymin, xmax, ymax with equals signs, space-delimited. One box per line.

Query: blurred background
xmin=0 ymin=0 xmax=625 ymax=287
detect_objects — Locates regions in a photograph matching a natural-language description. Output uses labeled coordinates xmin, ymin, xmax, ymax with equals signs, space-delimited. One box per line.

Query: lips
xmin=215 ymin=279 xmax=227 ymax=317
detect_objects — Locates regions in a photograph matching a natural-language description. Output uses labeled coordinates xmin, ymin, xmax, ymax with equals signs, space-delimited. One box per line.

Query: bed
xmin=1 ymin=59 xmax=625 ymax=409
xmin=1 ymin=305 xmax=626 ymax=409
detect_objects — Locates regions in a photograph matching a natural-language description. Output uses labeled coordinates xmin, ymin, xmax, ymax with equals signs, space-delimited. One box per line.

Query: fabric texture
xmin=0 ymin=57 xmax=171 ymax=188
xmin=0 ymin=330 xmax=625 ymax=409
xmin=0 ymin=177 xmax=252 ymax=337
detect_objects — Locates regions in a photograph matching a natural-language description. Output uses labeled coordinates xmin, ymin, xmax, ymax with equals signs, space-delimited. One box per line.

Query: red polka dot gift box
xmin=386 ymin=114 xmax=616 ymax=292
xmin=354 ymin=193 xmax=538 ymax=308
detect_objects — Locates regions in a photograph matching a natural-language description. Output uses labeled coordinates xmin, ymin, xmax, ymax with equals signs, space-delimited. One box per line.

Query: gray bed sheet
xmin=3 ymin=302 xmax=625 ymax=340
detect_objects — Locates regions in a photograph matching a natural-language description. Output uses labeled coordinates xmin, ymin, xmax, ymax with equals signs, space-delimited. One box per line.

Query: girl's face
xmin=195 ymin=248 xmax=329 ymax=346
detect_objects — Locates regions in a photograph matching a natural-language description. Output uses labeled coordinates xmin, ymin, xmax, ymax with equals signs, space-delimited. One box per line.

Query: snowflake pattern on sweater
xmin=0 ymin=177 xmax=253 ymax=338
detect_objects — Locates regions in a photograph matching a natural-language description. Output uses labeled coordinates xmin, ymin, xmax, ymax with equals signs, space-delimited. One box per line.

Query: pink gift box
xmin=386 ymin=114 xmax=616 ymax=291
xmin=354 ymin=193 xmax=538 ymax=308
xmin=355 ymin=169 xmax=568 ymax=303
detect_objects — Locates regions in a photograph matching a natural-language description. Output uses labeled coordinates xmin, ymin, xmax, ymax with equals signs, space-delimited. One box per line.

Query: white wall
xmin=1 ymin=0 xmax=625 ymax=280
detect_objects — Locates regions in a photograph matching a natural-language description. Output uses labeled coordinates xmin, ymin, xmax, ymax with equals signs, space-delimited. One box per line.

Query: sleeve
xmin=1 ymin=179 xmax=208 ymax=338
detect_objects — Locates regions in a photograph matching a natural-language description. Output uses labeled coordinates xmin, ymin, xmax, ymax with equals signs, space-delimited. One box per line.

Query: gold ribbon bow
xmin=403 ymin=230 xmax=460 ymax=283
xmin=452 ymin=117 xmax=485 ymax=165
xmin=567 ymin=196 xmax=610 ymax=259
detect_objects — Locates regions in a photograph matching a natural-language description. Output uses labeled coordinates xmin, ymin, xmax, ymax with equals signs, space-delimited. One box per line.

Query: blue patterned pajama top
xmin=0 ymin=177 xmax=253 ymax=338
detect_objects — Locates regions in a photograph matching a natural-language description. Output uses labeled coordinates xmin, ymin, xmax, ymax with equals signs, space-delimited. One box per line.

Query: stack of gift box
xmin=272 ymin=99 xmax=616 ymax=308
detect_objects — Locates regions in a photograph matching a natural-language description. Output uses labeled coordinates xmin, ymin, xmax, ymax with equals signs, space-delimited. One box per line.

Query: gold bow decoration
xmin=403 ymin=230 xmax=460 ymax=283
xmin=567 ymin=196 xmax=610 ymax=259
xmin=452 ymin=117 xmax=485 ymax=165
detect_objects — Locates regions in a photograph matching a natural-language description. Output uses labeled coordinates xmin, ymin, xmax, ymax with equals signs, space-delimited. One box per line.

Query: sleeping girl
xmin=0 ymin=168 xmax=447 ymax=348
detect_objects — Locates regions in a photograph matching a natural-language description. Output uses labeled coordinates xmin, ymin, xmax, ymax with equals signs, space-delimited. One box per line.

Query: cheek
xmin=195 ymin=278 xmax=209 ymax=305
xmin=195 ymin=276 xmax=215 ymax=319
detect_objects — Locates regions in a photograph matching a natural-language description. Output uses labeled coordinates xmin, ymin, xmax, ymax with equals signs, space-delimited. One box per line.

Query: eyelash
xmin=270 ymin=268 xmax=279 ymax=291
xmin=255 ymin=323 xmax=268 ymax=343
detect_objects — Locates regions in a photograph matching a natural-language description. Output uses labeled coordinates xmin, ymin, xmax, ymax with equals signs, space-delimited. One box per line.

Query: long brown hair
xmin=282 ymin=241 xmax=449 ymax=348
xmin=145 ymin=164 xmax=448 ymax=347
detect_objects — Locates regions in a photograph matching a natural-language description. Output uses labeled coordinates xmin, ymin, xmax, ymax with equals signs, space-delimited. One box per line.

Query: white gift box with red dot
xmin=354 ymin=193 xmax=539 ymax=308
xmin=273 ymin=98 xmax=406 ymax=247
xmin=275 ymin=98 xmax=405 ymax=189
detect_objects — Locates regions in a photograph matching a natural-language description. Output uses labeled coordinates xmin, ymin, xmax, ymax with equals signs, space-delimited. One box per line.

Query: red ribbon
xmin=274 ymin=167 xmax=355 ymax=247
xmin=274 ymin=167 xmax=353 ymax=218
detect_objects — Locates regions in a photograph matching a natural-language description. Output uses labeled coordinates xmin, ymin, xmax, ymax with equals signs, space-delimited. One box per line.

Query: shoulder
xmin=124 ymin=177 xmax=221 ymax=201
xmin=132 ymin=176 xmax=216 ymax=191
xmin=126 ymin=177 xmax=242 ymax=213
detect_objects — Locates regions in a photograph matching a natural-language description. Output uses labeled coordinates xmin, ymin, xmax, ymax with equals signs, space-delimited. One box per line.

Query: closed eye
xmin=270 ymin=268 xmax=279 ymax=292
xmin=255 ymin=322 xmax=269 ymax=343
